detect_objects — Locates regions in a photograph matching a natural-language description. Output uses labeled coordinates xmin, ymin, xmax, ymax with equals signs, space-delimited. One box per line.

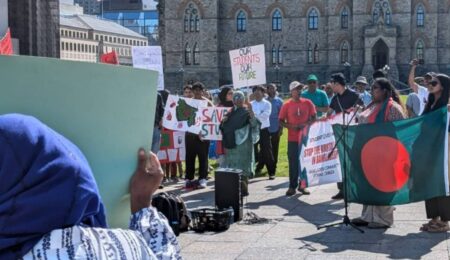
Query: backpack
xmin=151 ymin=192 xmax=190 ymax=236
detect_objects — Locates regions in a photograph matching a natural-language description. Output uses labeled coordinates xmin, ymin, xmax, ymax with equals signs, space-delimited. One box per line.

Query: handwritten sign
xmin=299 ymin=113 xmax=357 ymax=187
xmin=300 ymin=119 xmax=342 ymax=187
xmin=200 ymin=107 xmax=231 ymax=140
xmin=132 ymin=46 xmax=164 ymax=90
xmin=229 ymin=44 xmax=266 ymax=88
xmin=162 ymin=95 xmax=208 ymax=134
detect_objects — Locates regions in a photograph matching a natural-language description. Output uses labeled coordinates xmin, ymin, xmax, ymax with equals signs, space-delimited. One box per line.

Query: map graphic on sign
xmin=176 ymin=99 xmax=198 ymax=127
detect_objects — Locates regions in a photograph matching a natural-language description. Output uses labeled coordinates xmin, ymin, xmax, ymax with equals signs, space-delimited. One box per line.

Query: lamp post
xmin=178 ymin=65 xmax=185 ymax=90
xmin=344 ymin=62 xmax=351 ymax=85
xmin=274 ymin=64 xmax=280 ymax=86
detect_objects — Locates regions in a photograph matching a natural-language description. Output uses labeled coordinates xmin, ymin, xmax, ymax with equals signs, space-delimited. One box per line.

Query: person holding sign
xmin=0 ymin=114 xmax=181 ymax=259
xmin=279 ymin=82 xmax=317 ymax=196
xmin=350 ymin=78 xmax=406 ymax=229
xmin=185 ymin=82 xmax=213 ymax=189
xmin=252 ymin=85 xmax=276 ymax=179
xmin=220 ymin=91 xmax=261 ymax=196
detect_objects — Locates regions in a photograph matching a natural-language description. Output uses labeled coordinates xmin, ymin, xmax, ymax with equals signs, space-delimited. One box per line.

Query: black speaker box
xmin=214 ymin=168 xmax=243 ymax=222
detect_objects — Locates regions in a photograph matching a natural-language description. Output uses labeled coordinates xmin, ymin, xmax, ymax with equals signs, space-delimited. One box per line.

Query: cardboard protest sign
xmin=157 ymin=129 xmax=185 ymax=164
xmin=0 ymin=55 xmax=157 ymax=228
xmin=132 ymin=46 xmax=164 ymax=90
xmin=200 ymin=107 xmax=231 ymax=140
xmin=162 ymin=95 xmax=208 ymax=134
xmin=229 ymin=44 xmax=266 ymax=88
xmin=299 ymin=113 xmax=357 ymax=187
xmin=300 ymin=119 xmax=342 ymax=187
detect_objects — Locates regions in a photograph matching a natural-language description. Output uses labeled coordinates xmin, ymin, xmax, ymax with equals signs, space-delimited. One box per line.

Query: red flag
xmin=100 ymin=51 xmax=119 ymax=65
xmin=0 ymin=28 xmax=13 ymax=55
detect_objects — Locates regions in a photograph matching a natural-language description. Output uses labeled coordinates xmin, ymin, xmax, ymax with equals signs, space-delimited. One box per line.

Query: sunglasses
xmin=428 ymin=80 xmax=439 ymax=87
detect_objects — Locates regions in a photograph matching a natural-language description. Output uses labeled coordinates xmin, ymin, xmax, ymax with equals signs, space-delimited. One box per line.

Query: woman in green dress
xmin=220 ymin=91 xmax=260 ymax=196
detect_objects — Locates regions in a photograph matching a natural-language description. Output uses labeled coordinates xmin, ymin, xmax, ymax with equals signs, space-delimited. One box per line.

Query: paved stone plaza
xmin=166 ymin=177 xmax=450 ymax=260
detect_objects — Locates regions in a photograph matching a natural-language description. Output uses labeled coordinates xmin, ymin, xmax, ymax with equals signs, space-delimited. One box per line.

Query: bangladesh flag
xmin=333 ymin=107 xmax=449 ymax=205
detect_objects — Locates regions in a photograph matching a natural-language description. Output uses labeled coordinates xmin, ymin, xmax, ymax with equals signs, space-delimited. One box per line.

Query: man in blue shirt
xmin=354 ymin=76 xmax=372 ymax=107
xmin=259 ymin=83 xmax=284 ymax=180
xmin=302 ymin=74 xmax=329 ymax=118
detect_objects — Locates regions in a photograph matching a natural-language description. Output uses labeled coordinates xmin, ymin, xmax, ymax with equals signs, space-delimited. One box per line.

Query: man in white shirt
xmin=251 ymin=85 xmax=276 ymax=178
xmin=408 ymin=59 xmax=434 ymax=115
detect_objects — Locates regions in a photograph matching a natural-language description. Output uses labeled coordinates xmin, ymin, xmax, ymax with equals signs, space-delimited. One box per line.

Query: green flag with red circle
xmin=333 ymin=107 xmax=449 ymax=205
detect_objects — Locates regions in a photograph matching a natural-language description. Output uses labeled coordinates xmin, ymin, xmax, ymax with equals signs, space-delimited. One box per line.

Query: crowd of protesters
xmin=152 ymin=59 xmax=450 ymax=233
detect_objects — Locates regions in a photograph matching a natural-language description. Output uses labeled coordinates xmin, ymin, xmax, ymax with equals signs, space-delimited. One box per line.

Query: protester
xmin=220 ymin=91 xmax=260 ymax=196
xmin=265 ymin=83 xmax=284 ymax=180
xmin=328 ymin=73 xmax=363 ymax=200
xmin=0 ymin=114 xmax=181 ymax=259
xmin=251 ymin=85 xmax=276 ymax=179
xmin=405 ymin=92 xmax=421 ymax=117
xmin=350 ymin=78 xmax=406 ymax=229
xmin=158 ymin=90 xmax=174 ymax=188
xmin=185 ymin=82 xmax=212 ymax=189
xmin=354 ymin=76 xmax=372 ymax=107
xmin=419 ymin=74 xmax=450 ymax=233
xmin=372 ymin=69 xmax=387 ymax=81
xmin=302 ymin=74 xmax=329 ymax=118
xmin=408 ymin=59 xmax=434 ymax=115
xmin=218 ymin=86 xmax=234 ymax=107
xmin=183 ymin=84 xmax=194 ymax=98
xmin=152 ymin=91 xmax=165 ymax=154
xmin=215 ymin=86 xmax=234 ymax=166
xmin=324 ymin=83 xmax=334 ymax=103
xmin=279 ymin=81 xmax=316 ymax=196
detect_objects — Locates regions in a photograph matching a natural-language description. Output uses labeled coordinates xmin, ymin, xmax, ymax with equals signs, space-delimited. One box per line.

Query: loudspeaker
xmin=215 ymin=168 xmax=243 ymax=222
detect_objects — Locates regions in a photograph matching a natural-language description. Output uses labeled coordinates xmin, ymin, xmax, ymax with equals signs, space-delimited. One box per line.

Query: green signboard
xmin=0 ymin=55 xmax=157 ymax=228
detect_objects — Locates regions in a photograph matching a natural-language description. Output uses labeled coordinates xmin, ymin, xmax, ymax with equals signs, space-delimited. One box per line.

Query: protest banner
xmin=162 ymin=95 xmax=208 ymax=134
xmin=299 ymin=113 xmax=357 ymax=187
xmin=200 ymin=107 xmax=231 ymax=140
xmin=300 ymin=119 xmax=342 ymax=187
xmin=229 ymin=44 xmax=266 ymax=88
xmin=132 ymin=46 xmax=164 ymax=90
xmin=157 ymin=129 xmax=185 ymax=164
xmin=0 ymin=55 xmax=157 ymax=228
xmin=334 ymin=108 xmax=450 ymax=205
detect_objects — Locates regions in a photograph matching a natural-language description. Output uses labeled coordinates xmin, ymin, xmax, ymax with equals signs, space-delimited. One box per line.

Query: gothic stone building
xmin=159 ymin=0 xmax=450 ymax=92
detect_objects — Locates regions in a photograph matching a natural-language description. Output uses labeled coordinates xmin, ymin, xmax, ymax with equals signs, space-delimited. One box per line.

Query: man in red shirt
xmin=279 ymin=81 xmax=317 ymax=196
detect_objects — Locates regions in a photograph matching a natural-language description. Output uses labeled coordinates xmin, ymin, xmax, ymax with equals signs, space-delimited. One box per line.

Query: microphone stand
xmin=317 ymin=108 xmax=364 ymax=233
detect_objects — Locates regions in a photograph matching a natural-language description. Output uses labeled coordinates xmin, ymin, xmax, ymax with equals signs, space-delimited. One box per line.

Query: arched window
xmin=385 ymin=8 xmax=391 ymax=25
xmin=417 ymin=5 xmax=425 ymax=27
xmin=308 ymin=8 xmax=319 ymax=30
xmin=237 ymin=11 xmax=247 ymax=32
xmin=195 ymin=15 xmax=200 ymax=32
xmin=185 ymin=43 xmax=191 ymax=65
xmin=278 ymin=45 xmax=283 ymax=64
xmin=184 ymin=16 xmax=189 ymax=32
xmin=272 ymin=9 xmax=282 ymax=31
xmin=307 ymin=44 xmax=313 ymax=64
xmin=189 ymin=14 xmax=195 ymax=32
xmin=314 ymin=44 xmax=319 ymax=64
xmin=272 ymin=45 xmax=277 ymax=64
xmin=373 ymin=2 xmax=380 ymax=23
xmin=184 ymin=4 xmax=200 ymax=32
xmin=416 ymin=40 xmax=424 ymax=61
xmin=341 ymin=8 xmax=349 ymax=29
xmin=193 ymin=43 xmax=200 ymax=65
xmin=341 ymin=42 xmax=349 ymax=64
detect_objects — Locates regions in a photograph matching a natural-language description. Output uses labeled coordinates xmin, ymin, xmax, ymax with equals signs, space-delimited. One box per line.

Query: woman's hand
xmin=130 ymin=149 xmax=164 ymax=214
